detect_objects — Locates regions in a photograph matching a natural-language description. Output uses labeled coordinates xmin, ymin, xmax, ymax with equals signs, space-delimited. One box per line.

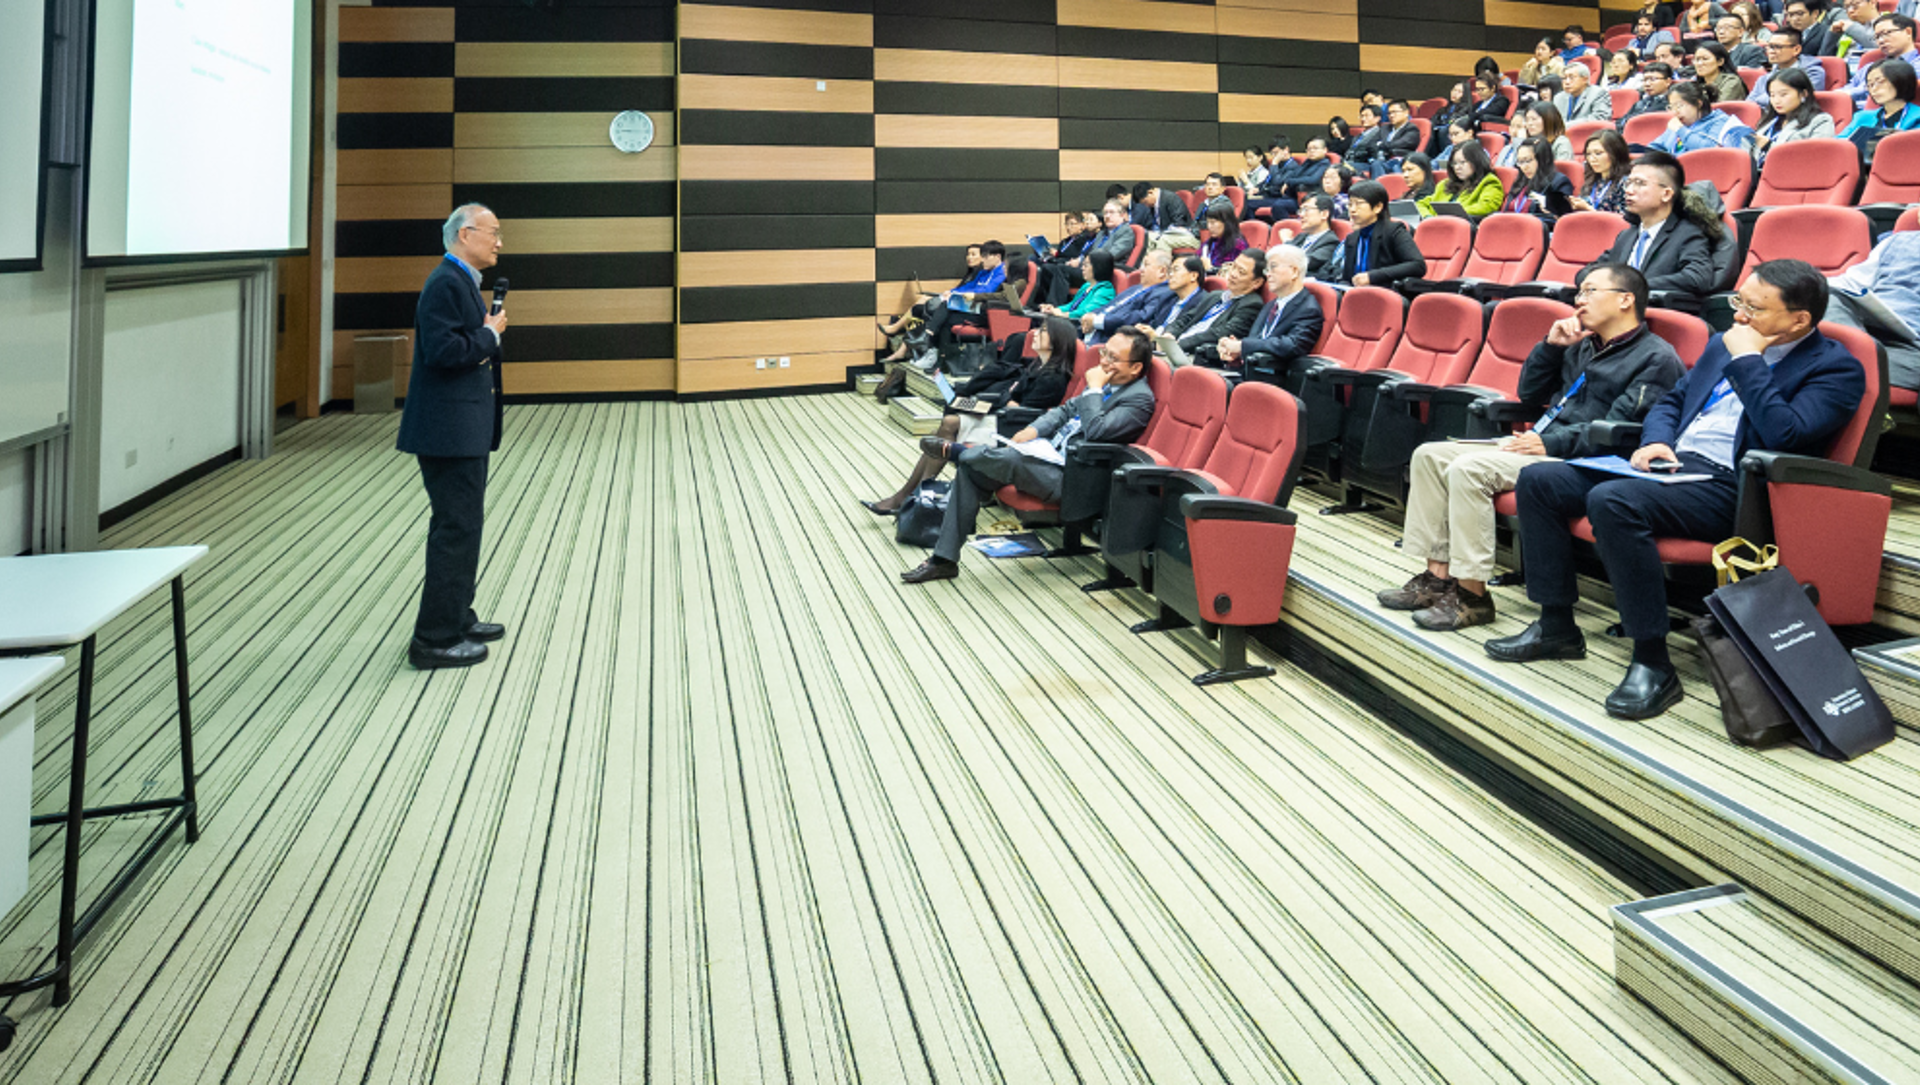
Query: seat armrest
xmin=1294 ymin=355 xmax=1341 ymax=379
xmin=1647 ymin=288 xmax=1705 ymax=315
xmin=1115 ymin=464 xmax=1224 ymax=496
xmin=1740 ymin=451 xmax=1893 ymax=496
xmin=1476 ymin=398 xmax=1536 ymax=424
xmin=1390 ymin=381 xmax=1440 ymax=402
xmin=1070 ymin=441 xmax=1154 ymax=469
xmin=1500 ymin=281 xmax=1575 ymax=302
xmin=1585 ymin=420 xmax=1642 ymax=450
xmin=997 ymin=407 xmax=1041 ymax=436
xmin=1180 ymin=495 xmax=1298 ymax=526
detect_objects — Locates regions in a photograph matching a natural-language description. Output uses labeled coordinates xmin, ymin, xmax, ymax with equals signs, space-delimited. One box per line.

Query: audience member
xmin=1278 ymin=195 xmax=1345 ymax=279
xmin=1344 ymin=104 xmax=1388 ymax=170
xmin=1198 ymin=173 xmax=1235 ymax=218
xmin=1604 ymin=49 xmax=1646 ymax=91
xmin=878 ymin=242 xmax=982 ymax=360
xmin=1401 ymin=153 xmax=1439 ymax=201
xmin=1748 ymin=28 xmax=1827 ymax=101
xmin=1829 ymin=0 xmax=1885 ymax=55
xmin=1380 ymin=264 xmax=1683 ymax=631
xmin=1084 ymin=251 xmax=1178 ymax=343
xmin=1502 ymin=138 xmax=1576 ymax=219
xmin=1784 ymin=0 xmax=1840 ymax=55
xmin=901 ymin=329 xmax=1156 ymax=583
xmin=861 ymin=314 xmax=1076 ymax=515
xmin=1570 ymin=129 xmax=1634 ymax=214
xmin=1217 ymin=246 xmax=1324 ymax=375
xmin=1694 ymin=41 xmax=1750 ymax=102
xmin=880 ymin=241 xmax=1007 ymax=364
xmin=1421 ymin=142 xmax=1507 ymax=218
xmin=1522 ymin=37 xmax=1568 ymax=84
xmin=1432 ymin=119 xmax=1477 ymax=174
xmin=1236 ymin=146 xmax=1270 ymax=192
xmin=1557 ymin=62 xmax=1616 ymax=122
xmin=1846 ymin=14 xmax=1919 ymax=106
xmin=1141 ymin=256 xmax=1215 ymax=344
xmin=1493 ymin=260 xmax=1865 ymax=719
xmin=1560 ymin=25 xmax=1599 ymax=63
xmin=1499 ymin=102 xmax=1575 ymax=164
xmin=1041 ymin=201 xmax=1137 ymax=303
xmin=1617 ymin=63 xmax=1677 ymax=128
xmin=1370 ymin=99 xmax=1424 ymax=176
xmin=1594 ymin=151 xmax=1717 ymax=308
xmin=1337 ymin=181 xmax=1427 ymax=288
xmin=1651 ymin=80 xmax=1755 ymax=150
xmin=1651 ymin=40 xmax=1697 ymax=78
xmin=1715 ymin=14 xmax=1768 ymax=66
xmin=1245 ymin=138 xmax=1332 ymax=219
xmin=1839 ymin=58 xmax=1920 ymax=151
xmin=1163 ymin=251 xmax=1268 ymax=368
xmin=1631 ymin=14 xmax=1680 ymax=53
xmin=1470 ymin=74 xmax=1513 ymax=126
xmin=1325 ymin=117 xmax=1353 ymax=157
xmin=1683 ymin=0 xmax=1731 ymax=38
xmin=1200 ymin=210 xmax=1250 ymax=272
xmin=1046 ymin=249 xmax=1118 ymax=321
xmin=1751 ymin=66 xmax=1835 ymax=161
xmin=1139 ymin=184 xmax=1195 ymax=238
xmin=1428 ymin=82 xmax=1476 ymax=155
xmin=1321 ymin=165 xmax=1357 ymax=220
xmin=1828 ymin=228 xmax=1920 ymax=388
xmin=1732 ymin=1 xmax=1774 ymax=48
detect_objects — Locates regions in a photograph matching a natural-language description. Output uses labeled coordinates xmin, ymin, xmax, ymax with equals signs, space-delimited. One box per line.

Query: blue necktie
xmin=1631 ymin=231 xmax=1651 ymax=269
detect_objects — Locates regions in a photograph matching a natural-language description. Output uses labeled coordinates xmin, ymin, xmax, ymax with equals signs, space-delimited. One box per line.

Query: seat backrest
xmin=1566 ymin=120 xmax=1608 ymax=148
xmin=1142 ymin=353 xmax=1173 ymax=428
xmin=1711 ymin=210 xmax=1744 ymax=293
xmin=1860 ymin=130 xmax=1920 ymax=204
xmin=1317 ymin=286 xmax=1405 ymax=371
xmin=1064 ymin=340 xmax=1101 ymax=397
xmin=1415 ymin=96 xmax=1446 ymax=119
xmin=1413 ymin=215 xmax=1472 ymax=280
xmin=1678 ymin=147 xmax=1755 ymax=210
xmin=1019 ymin=274 xmax=1038 ymax=306
xmin=1239 ymin=219 xmax=1271 ymax=250
xmin=1329 ymin=218 xmax=1354 ymax=240
xmin=1224 ymin=186 xmax=1246 ymax=217
xmin=1493 ymin=164 xmax=1519 ymax=193
xmin=1127 ymin=224 xmax=1146 ymax=265
xmin=1378 ymin=173 xmax=1409 ymax=200
xmin=1751 ymin=139 xmax=1863 ymax=206
xmin=985 ymin=307 xmax=1033 ymax=344
xmin=1816 ymin=321 xmax=1889 ymax=469
xmin=1461 ymin=298 xmax=1574 ymax=395
xmin=1535 ymin=210 xmax=1627 ymax=283
xmin=1608 ymin=88 xmax=1638 ymax=119
xmin=1273 ymin=217 xmax=1302 ymax=237
xmin=1203 ymin=274 xmax=1229 ymax=293
xmin=1409 ymin=117 xmax=1432 ymax=152
xmin=1813 ymin=90 xmax=1854 ymax=130
xmin=1900 ymin=206 xmax=1920 ymax=232
xmin=1114 ymin=268 xmax=1140 ymax=292
xmin=1621 ymin=111 xmax=1673 ymax=146
xmin=1500 ymin=85 xmax=1519 ymax=112
xmin=1741 ymin=205 xmax=1874 ymax=276
xmin=1817 ymin=56 xmax=1847 ymax=94
xmin=1391 ymin=293 xmax=1485 ymax=384
xmin=1737 ymin=66 xmax=1763 ymax=91
xmin=1553 ymin=159 xmax=1583 ymax=191
xmin=1139 ymin=364 xmax=1228 ymax=468
xmin=1199 ymin=381 xmax=1306 ymax=505
xmin=1460 ymin=212 xmax=1546 ymax=285
xmin=1178 ymin=189 xmax=1200 ymax=216
xmin=1644 ymin=309 xmax=1711 ymax=368
xmin=1477 ymin=131 xmax=1506 ymax=157
xmin=1712 ymin=100 xmax=1763 ymax=128
xmin=1303 ymin=281 xmax=1339 ymax=354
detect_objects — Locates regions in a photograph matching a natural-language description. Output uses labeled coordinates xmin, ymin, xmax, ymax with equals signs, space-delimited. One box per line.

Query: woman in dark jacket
xmin=1468 ymin=73 xmax=1511 ymax=127
xmin=1426 ymin=81 xmax=1475 ymax=155
xmin=1499 ymin=138 xmax=1576 ymax=220
xmin=1336 ymin=180 xmax=1427 ymax=288
xmin=861 ymin=315 xmax=1075 ymax=514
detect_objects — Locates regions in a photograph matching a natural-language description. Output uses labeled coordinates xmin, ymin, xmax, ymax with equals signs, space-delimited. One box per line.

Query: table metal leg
xmin=53 ymin=637 xmax=94 ymax=1007
xmin=170 ymin=577 xmax=200 ymax=843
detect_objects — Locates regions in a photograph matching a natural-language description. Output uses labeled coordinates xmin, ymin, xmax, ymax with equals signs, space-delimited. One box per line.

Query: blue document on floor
xmin=1567 ymin=455 xmax=1715 ymax=484
xmin=968 ymin=533 xmax=1048 ymax=558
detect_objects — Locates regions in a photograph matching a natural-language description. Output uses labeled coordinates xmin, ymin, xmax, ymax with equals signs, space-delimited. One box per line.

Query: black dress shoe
xmin=408 ymin=637 xmax=488 ymax=670
xmin=463 ymin=620 xmax=505 ymax=642
xmin=901 ymin=560 xmax=958 ymax=584
xmin=1605 ymin=663 xmax=1683 ymax=720
xmin=1485 ymin=621 xmax=1587 ymax=663
xmin=859 ymin=499 xmax=900 ymax=517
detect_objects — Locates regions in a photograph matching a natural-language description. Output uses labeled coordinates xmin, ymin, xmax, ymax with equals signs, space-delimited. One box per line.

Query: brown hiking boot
xmin=1412 ymin=582 xmax=1497 ymax=631
xmin=1377 ymin=570 xmax=1450 ymax=611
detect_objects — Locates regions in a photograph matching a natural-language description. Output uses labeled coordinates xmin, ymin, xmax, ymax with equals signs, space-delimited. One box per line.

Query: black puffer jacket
xmin=1516 ymin=322 xmax=1687 ymax=457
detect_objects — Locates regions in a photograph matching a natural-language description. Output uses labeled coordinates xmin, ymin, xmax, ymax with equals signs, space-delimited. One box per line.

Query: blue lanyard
xmin=1535 ymin=373 xmax=1586 ymax=431
xmin=1201 ymin=297 xmax=1231 ymax=321
xmin=1699 ymin=378 xmax=1737 ymax=415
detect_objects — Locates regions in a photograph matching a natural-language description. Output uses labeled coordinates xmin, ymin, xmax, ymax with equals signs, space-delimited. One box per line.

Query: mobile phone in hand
xmin=1646 ymin=459 xmax=1682 ymax=474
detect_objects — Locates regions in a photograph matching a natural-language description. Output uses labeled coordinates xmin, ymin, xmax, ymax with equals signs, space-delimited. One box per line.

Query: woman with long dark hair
xmin=1751 ymin=66 xmax=1833 ymax=163
xmin=861 ymin=313 xmax=1075 ymax=514
xmin=1500 ymin=138 xmax=1575 ymax=219
xmin=1650 ymin=80 xmax=1754 ymax=151
xmin=1569 ymin=129 xmax=1632 ymax=214
xmin=1419 ymin=142 xmax=1506 ymax=218
xmin=1200 ymin=210 xmax=1248 ymax=272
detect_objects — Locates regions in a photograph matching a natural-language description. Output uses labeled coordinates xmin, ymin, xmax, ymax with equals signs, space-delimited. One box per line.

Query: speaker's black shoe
xmin=463 ymin=620 xmax=505 ymax=642
xmin=1605 ymin=663 xmax=1683 ymax=720
xmin=1484 ymin=621 xmax=1587 ymax=663
xmin=409 ymin=637 xmax=488 ymax=670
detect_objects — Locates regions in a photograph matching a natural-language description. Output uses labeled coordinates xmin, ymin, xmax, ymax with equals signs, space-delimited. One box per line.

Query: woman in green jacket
xmin=1417 ymin=142 xmax=1505 ymax=219
xmin=1051 ymin=249 xmax=1118 ymax=320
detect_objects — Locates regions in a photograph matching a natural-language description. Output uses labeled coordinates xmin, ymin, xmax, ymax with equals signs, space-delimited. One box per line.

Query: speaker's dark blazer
xmin=397 ymin=257 xmax=505 ymax=458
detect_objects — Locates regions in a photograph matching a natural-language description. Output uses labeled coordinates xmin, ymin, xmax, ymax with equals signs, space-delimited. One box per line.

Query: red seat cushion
xmin=996 ymin=485 xmax=1056 ymax=512
xmin=1570 ymin=517 xmax=1714 ymax=563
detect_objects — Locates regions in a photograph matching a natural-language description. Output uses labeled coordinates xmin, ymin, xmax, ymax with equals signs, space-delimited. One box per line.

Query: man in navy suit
xmin=396 ymin=204 xmax=511 ymax=669
xmin=1214 ymin=245 xmax=1323 ymax=381
xmin=1489 ymin=260 xmax=1866 ymax=719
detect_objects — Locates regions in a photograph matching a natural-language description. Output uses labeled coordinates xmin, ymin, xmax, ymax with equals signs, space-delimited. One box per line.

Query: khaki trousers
xmin=1401 ymin=442 xmax=1558 ymax=582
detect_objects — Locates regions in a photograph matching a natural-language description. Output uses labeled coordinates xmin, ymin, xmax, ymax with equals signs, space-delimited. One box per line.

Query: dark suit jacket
xmin=1154 ymin=196 xmax=1193 ymax=233
xmin=1641 ymin=330 xmax=1865 ymax=462
xmin=397 ymin=258 xmax=503 ymax=458
xmin=1469 ymin=96 xmax=1512 ymax=127
xmin=1095 ymin=282 xmax=1177 ymax=335
xmin=1599 ymin=215 xmax=1716 ymax=302
xmin=1289 ymin=230 xmax=1342 ymax=279
xmin=1164 ymin=289 xmax=1220 ymax=338
xmin=1337 ymin=219 xmax=1427 ymax=287
xmin=1382 ymin=123 xmax=1422 ymax=158
xmin=1240 ymin=289 xmax=1325 ymax=364
xmin=1177 ymin=290 xmax=1265 ymax=366
xmin=1034 ymin=378 xmax=1155 ymax=451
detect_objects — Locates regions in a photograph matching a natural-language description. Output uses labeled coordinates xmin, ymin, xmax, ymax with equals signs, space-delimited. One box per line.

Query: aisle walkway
xmin=1 ymin=398 xmax=1733 ymax=1084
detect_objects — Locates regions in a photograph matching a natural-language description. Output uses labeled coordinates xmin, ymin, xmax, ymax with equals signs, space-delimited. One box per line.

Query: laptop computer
xmin=1387 ymin=199 xmax=1423 ymax=227
xmin=1429 ymin=201 xmax=1475 ymax=220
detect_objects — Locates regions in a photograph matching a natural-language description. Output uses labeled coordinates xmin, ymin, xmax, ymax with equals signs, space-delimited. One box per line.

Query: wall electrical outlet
xmin=754 ymin=358 xmax=766 ymax=369
xmin=816 ymin=81 xmax=827 ymax=91
xmin=778 ymin=357 xmax=790 ymax=368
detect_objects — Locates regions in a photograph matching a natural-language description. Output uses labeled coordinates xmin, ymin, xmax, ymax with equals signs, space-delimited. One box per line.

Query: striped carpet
xmin=0 ymin=396 xmax=1739 ymax=1084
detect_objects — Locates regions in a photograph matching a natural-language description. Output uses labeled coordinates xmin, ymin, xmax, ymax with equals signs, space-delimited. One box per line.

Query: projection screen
xmin=87 ymin=0 xmax=312 ymax=263
xmin=0 ymin=1 xmax=50 ymax=272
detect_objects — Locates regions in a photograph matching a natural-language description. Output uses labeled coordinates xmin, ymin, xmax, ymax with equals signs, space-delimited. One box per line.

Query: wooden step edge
xmin=1614 ymin=886 xmax=1904 ymax=1085
xmin=1853 ymin=638 xmax=1920 ymax=734
xmin=886 ymin=396 xmax=943 ymax=436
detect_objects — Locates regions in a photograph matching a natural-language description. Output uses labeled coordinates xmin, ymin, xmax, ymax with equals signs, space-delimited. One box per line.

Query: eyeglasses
xmin=1574 ymin=286 xmax=1627 ymax=301
xmin=1621 ymin=176 xmax=1667 ymax=191
xmin=1728 ymin=295 xmax=1807 ymax=317
xmin=463 ymin=225 xmax=504 ymax=243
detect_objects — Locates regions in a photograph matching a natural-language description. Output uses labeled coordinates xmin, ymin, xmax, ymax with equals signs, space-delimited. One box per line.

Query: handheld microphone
xmin=491 ymin=278 xmax=510 ymax=315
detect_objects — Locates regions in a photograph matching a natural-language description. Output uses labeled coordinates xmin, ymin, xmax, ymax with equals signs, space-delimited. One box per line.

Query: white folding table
xmin=0 ymin=655 xmax=64 ymax=1053
xmin=0 ymin=546 xmax=207 ymax=1026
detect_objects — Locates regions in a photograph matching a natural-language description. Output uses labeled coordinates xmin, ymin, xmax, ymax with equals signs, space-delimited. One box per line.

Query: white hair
xmin=1267 ymin=245 xmax=1307 ymax=277
xmin=442 ymin=203 xmax=492 ymax=252
xmin=1143 ymin=250 xmax=1173 ymax=268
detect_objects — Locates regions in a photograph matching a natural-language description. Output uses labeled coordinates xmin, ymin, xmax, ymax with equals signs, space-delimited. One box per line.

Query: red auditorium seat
xmin=1813 ymin=90 xmax=1855 ymax=130
xmin=1114 ymin=269 xmax=1140 ymax=292
xmin=1448 ymin=298 xmax=1576 ymax=440
xmin=1342 ymin=292 xmax=1488 ymax=504
xmin=1747 ymin=139 xmax=1863 ymax=208
xmin=1493 ymin=165 xmax=1520 ymax=193
xmin=1859 ymin=131 xmax=1920 ymax=234
xmin=1413 ymin=216 xmax=1472 ymax=281
xmin=1900 ymin=207 xmax=1920 ymax=232
xmin=1815 ymin=56 xmax=1847 ymax=92
xmin=1408 ymin=118 xmax=1432 ymax=153
xmin=984 ymin=305 xmax=1034 ymax=347
xmin=1477 ymin=132 xmax=1508 ymax=158
xmin=1065 ymin=364 xmax=1230 ymax=579
xmin=1378 ymin=173 xmax=1409 ymax=201
xmin=1621 ymin=112 xmax=1673 ymax=147
xmin=1553 ymin=159 xmax=1584 ymax=190
xmin=1570 ymin=321 xmax=1892 ymax=626
xmin=1204 ymin=275 xmax=1229 ymax=293
xmin=1499 ymin=85 xmax=1520 ymax=115
xmin=1452 ymin=212 xmax=1546 ymax=288
xmin=1415 ymin=97 xmax=1446 ymax=119
xmin=1328 ymin=219 xmax=1355 ymax=240
xmin=1126 ymin=224 xmax=1147 ymax=268
xmin=1178 ymin=190 xmax=1201 ymax=217
xmin=1567 ymin=120 xmax=1609 ymax=149
xmin=1106 ymin=381 xmax=1309 ymax=683
xmin=1741 ymin=205 xmax=1873 ymax=276
xmin=1292 ymin=286 xmax=1407 ymax=454
xmin=1239 ymin=219 xmax=1271 ymax=250
xmin=1644 ymin=308 xmax=1711 ymax=368
xmin=1609 ymin=88 xmax=1639 ymax=119
xmin=1678 ymin=147 xmax=1755 ymax=211
xmin=1223 ymin=186 xmax=1246 ymax=217
xmin=1712 ymin=100 xmax=1762 ymax=128
xmin=1572 ymin=55 xmax=1601 ymax=80
xmin=1502 ymin=210 xmax=1629 ymax=299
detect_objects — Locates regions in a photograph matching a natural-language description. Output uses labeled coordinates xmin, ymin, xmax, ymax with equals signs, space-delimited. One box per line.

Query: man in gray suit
xmin=902 ymin=329 xmax=1157 ymax=582
xmin=1555 ymin=63 xmax=1613 ymax=124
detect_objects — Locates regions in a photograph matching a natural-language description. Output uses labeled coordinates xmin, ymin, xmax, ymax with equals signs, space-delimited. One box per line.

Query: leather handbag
xmin=894 ymin=480 xmax=950 ymax=549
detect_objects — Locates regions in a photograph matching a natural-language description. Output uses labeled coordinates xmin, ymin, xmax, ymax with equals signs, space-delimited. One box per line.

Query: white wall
xmin=99 ymin=280 xmax=243 ymax=512
xmin=0 ymin=450 xmax=28 ymax=556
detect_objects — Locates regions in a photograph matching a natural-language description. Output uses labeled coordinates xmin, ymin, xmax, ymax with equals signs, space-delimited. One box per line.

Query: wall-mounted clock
xmin=609 ymin=111 xmax=655 ymax=154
